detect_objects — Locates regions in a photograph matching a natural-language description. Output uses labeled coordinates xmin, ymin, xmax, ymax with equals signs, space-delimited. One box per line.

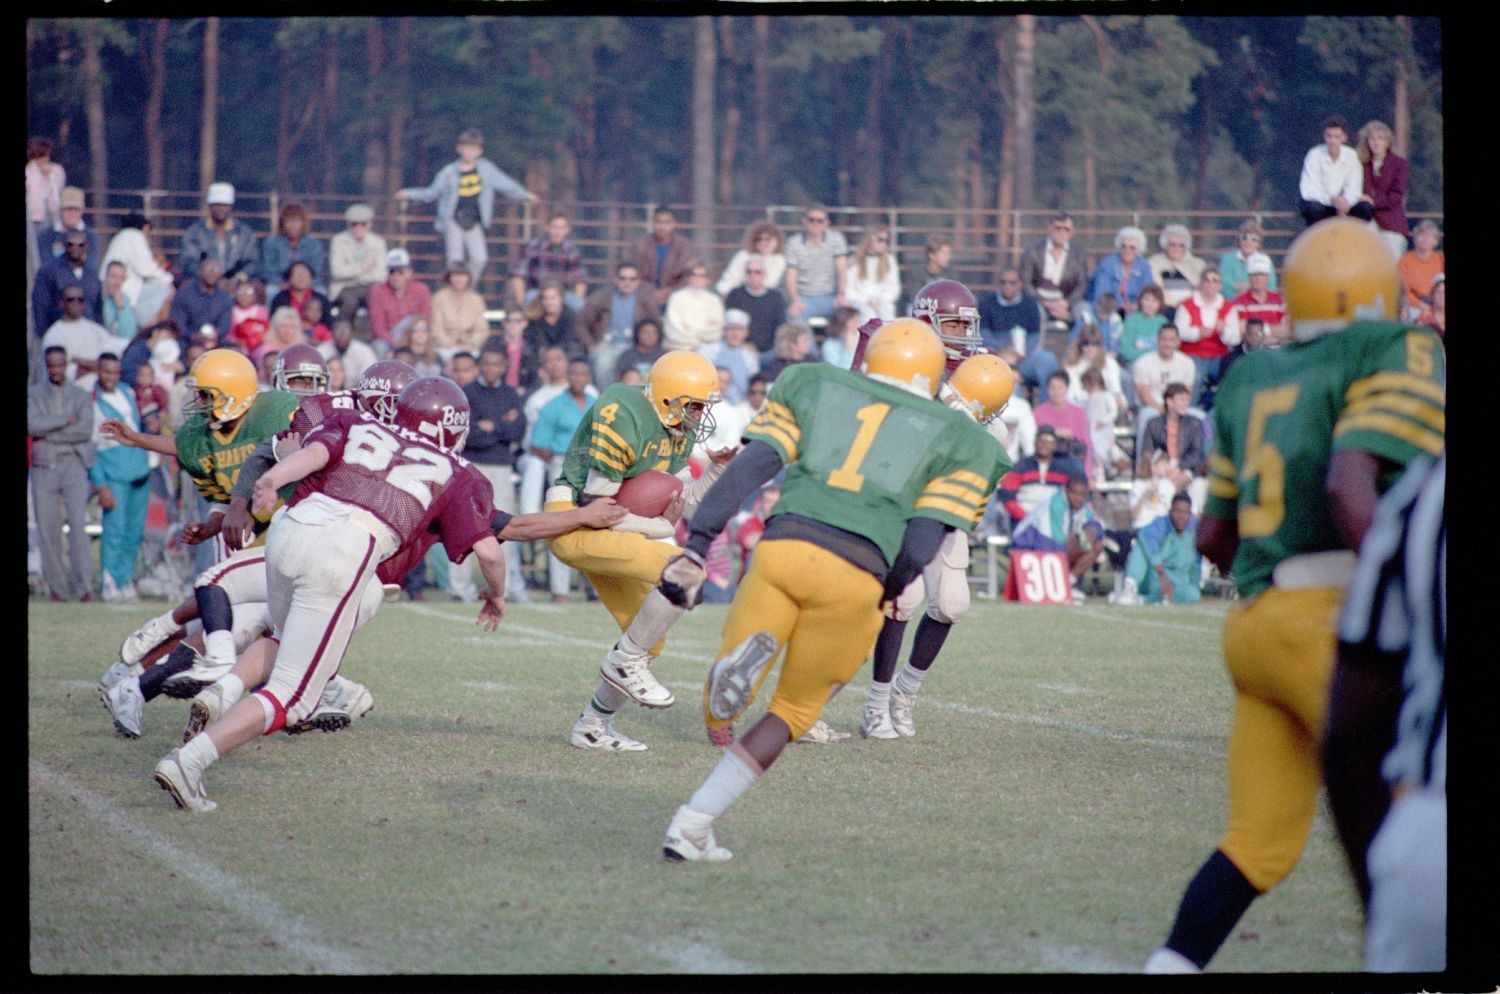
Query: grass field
xmin=28 ymin=592 xmax=1368 ymax=977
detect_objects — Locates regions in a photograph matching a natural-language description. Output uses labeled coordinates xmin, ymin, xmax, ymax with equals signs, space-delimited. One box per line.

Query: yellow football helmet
xmin=1282 ymin=217 xmax=1398 ymax=342
xmin=184 ymin=348 xmax=258 ymax=426
xmin=944 ymin=353 xmax=1016 ymax=424
xmin=862 ymin=317 xmax=945 ymax=398
xmin=645 ymin=350 xmax=722 ymax=442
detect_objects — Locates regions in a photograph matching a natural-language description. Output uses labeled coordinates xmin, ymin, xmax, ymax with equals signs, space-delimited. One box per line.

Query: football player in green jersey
xmin=653 ymin=319 xmax=1010 ymax=862
xmin=543 ymin=349 xmax=734 ymax=751
xmin=1145 ymin=219 xmax=1444 ymax=973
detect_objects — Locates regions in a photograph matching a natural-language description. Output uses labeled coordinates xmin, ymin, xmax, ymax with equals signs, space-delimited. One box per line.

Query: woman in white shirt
xmin=716 ymin=221 xmax=787 ymax=296
xmin=844 ymin=226 xmax=901 ymax=322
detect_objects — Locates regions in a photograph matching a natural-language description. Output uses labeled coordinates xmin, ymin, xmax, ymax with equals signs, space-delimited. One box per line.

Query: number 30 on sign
xmin=1003 ymin=550 xmax=1074 ymax=605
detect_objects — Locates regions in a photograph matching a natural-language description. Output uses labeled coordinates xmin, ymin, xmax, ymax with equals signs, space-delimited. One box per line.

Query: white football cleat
xmin=119 ymin=614 xmax=180 ymax=666
xmin=859 ymin=705 xmax=899 ymax=741
xmin=326 ymin=675 xmax=375 ymax=720
xmin=704 ymin=632 xmax=778 ymax=723
xmin=100 ymin=675 xmax=145 ymax=739
xmin=161 ymin=653 xmax=235 ymax=699
xmin=98 ymin=660 xmax=134 ymax=693
xmin=663 ymin=805 xmax=733 ymax=863
xmin=599 ymin=645 xmax=675 ymax=709
xmin=569 ymin=711 xmax=648 ymax=752
xmin=153 ymin=748 xmax=217 ymax=813
xmin=888 ymin=688 xmax=917 ymax=738
xmin=797 ymin=719 xmax=851 ymax=744
xmin=182 ymin=680 xmax=241 ymax=744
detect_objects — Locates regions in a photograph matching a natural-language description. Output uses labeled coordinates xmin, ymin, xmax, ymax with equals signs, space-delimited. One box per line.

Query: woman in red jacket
xmin=1357 ymin=120 xmax=1410 ymax=260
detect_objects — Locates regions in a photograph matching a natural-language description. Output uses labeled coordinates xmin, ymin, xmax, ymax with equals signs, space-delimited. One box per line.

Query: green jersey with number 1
xmin=746 ymin=362 xmax=1011 ymax=565
xmin=1205 ymin=320 xmax=1444 ymax=597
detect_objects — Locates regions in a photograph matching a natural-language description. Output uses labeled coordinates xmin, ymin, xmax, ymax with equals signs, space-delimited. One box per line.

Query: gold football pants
xmin=1218 ymin=585 xmax=1344 ymax=892
xmin=545 ymin=500 xmax=681 ymax=652
xmin=706 ymin=538 xmax=886 ymax=741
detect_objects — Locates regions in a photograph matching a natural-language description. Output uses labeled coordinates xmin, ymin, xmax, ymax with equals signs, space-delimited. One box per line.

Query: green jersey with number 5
xmin=745 ymin=363 xmax=1011 ymax=564
xmin=1205 ymin=321 xmax=1445 ymax=597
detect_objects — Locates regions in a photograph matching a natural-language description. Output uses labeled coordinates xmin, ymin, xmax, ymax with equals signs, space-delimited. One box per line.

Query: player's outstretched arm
xmin=469 ymin=536 xmax=507 ymax=631
xmin=498 ymin=498 xmax=627 ymax=542
xmin=252 ymin=442 xmax=329 ymax=515
xmin=99 ymin=418 xmax=178 ymax=457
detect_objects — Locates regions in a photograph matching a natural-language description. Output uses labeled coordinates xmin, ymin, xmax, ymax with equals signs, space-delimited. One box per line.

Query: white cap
xmin=1246 ymin=252 xmax=1273 ymax=276
xmin=724 ymin=308 xmax=750 ymax=328
xmin=206 ymin=182 xmax=235 ymax=206
xmin=386 ymin=247 xmax=412 ymax=269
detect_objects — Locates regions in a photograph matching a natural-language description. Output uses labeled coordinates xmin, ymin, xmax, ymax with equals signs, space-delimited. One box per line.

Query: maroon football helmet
xmin=272 ymin=343 xmax=329 ymax=396
xmin=911 ymin=278 xmax=982 ymax=368
xmin=394 ymin=376 xmax=470 ymax=453
xmin=355 ymin=359 xmax=419 ymax=424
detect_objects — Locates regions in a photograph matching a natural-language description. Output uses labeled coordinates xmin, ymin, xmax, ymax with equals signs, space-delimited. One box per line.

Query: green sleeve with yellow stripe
xmin=746 ymin=363 xmax=1008 ymax=564
xmin=556 ymin=383 xmax=693 ymax=499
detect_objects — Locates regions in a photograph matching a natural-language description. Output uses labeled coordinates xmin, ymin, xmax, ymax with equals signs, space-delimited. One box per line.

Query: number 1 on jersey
xmin=827 ymin=402 xmax=891 ymax=492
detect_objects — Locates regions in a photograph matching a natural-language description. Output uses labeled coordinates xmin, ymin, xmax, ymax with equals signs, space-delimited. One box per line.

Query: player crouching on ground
xmin=543 ymin=350 xmax=736 ymax=752
xmin=656 ymin=319 xmax=1010 ymax=861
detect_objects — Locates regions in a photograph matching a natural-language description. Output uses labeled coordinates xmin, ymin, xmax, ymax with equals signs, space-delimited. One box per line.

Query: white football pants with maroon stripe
xmin=260 ymin=513 xmax=390 ymax=731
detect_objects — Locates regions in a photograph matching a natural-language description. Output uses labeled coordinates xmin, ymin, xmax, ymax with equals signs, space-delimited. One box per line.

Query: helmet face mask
xmin=645 ymin=351 xmax=721 ymax=443
xmin=272 ymin=344 xmax=330 ymax=396
xmin=355 ymin=360 xmax=419 ymax=424
xmin=911 ymin=279 xmax=982 ymax=364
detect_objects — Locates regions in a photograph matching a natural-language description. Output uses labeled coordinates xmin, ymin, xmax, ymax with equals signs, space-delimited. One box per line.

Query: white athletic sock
xmin=866 ymin=681 xmax=892 ymax=711
xmin=621 ymin=589 xmax=686 ymax=655
xmin=589 ymin=679 xmax=631 ymax=716
xmin=202 ymin=630 xmax=237 ymax=668
xmin=893 ymin=664 xmax=928 ymax=696
xmin=178 ymin=731 xmax=220 ymax=774
xmin=156 ymin=610 xmax=185 ymax=635
xmin=215 ymin=674 xmax=246 ymax=710
xmin=686 ymin=747 xmax=761 ymax=817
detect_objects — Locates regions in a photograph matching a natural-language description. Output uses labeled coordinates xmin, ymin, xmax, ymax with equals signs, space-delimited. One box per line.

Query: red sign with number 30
xmin=1003 ymin=550 xmax=1075 ymax=605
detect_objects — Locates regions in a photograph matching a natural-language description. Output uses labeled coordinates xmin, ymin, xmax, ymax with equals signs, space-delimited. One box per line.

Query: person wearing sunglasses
xmin=1217 ymin=220 xmax=1278 ymax=298
xmin=40 ymin=284 xmax=118 ymax=389
xmin=845 ymin=227 xmax=901 ymax=323
xmin=34 ymin=229 xmax=103 ymax=334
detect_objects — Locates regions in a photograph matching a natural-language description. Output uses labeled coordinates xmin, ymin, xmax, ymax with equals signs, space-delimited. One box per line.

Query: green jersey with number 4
xmin=176 ymin=389 xmax=301 ymax=539
xmin=746 ymin=362 xmax=1011 ymax=564
xmin=556 ymin=382 xmax=693 ymax=500
xmin=1205 ymin=321 xmax=1445 ymax=597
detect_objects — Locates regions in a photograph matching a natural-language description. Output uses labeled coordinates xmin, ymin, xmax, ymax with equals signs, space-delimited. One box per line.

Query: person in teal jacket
xmin=1115 ymin=492 xmax=1202 ymax=605
xmin=89 ymin=353 xmax=153 ymax=601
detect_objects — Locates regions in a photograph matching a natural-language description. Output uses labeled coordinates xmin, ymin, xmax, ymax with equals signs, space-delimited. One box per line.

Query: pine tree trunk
xmin=1013 ymin=15 xmax=1036 ymax=212
xmin=82 ymin=22 xmax=109 ymax=198
xmin=144 ymin=19 xmax=168 ymax=191
xmin=751 ymin=16 xmax=770 ymax=206
xmin=691 ymin=16 xmax=717 ymax=246
xmin=276 ymin=21 xmax=293 ymax=193
xmin=319 ymin=40 xmax=339 ymax=195
xmin=1393 ymin=16 xmax=1412 ymax=156
xmin=854 ymin=27 xmax=894 ymax=208
xmin=388 ymin=18 xmax=412 ymax=202
xmin=200 ymin=17 xmax=220 ymax=193
xmin=362 ymin=18 xmax=386 ymax=198
xmin=717 ymin=16 xmax=738 ymax=206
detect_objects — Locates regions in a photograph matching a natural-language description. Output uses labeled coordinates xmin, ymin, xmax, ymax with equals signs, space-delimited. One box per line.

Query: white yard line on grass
xmin=399 ymin=601 xmax=705 ymax=662
xmin=29 ymin=760 xmax=381 ymax=975
xmin=1073 ymin=604 xmax=1222 ymax=633
xmin=650 ymin=938 xmax=761 ymax=973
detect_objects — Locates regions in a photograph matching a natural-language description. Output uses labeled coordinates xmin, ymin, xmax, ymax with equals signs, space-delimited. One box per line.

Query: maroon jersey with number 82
xmin=294 ymin=409 xmax=495 ymax=566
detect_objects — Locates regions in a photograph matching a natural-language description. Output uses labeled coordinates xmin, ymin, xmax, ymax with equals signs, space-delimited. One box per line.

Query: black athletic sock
xmin=870 ymin=618 xmax=908 ymax=685
xmin=139 ymin=644 xmax=198 ymax=701
xmin=1162 ymin=849 xmax=1262 ymax=969
xmin=194 ymin=584 xmax=234 ymax=635
xmin=907 ymin=615 xmax=952 ymax=673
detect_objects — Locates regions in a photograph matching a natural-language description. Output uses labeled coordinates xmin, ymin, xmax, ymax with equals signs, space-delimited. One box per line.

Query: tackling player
xmin=654 ymin=318 xmax=1010 ymax=861
xmin=543 ymin=350 xmax=733 ymax=752
xmin=1143 ymin=219 xmax=1445 ymax=973
xmin=97 ymin=348 xmax=309 ymax=736
xmin=154 ymin=377 xmax=506 ymax=812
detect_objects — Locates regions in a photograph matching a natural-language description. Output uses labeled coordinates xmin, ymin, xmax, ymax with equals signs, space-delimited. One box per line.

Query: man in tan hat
xmin=328 ymin=202 xmax=389 ymax=325
xmin=43 ymin=186 xmax=102 ymax=271
xmin=180 ymin=182 xmax=261 ymax=290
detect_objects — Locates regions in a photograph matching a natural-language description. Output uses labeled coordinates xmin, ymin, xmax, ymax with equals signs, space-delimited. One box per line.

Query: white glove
xmin=659 ymin=550 xmax=707 ymax=608
xmin=612 ymin=512 xmax=676 ymax=540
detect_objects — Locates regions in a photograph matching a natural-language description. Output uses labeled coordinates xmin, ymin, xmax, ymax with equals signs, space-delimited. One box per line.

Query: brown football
xmin=614 ymin=470 xmax=684 ymax=518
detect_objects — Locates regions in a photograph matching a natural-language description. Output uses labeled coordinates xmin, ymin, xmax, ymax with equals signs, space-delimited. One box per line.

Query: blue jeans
xmin=796 ymin=293 xmax=836 ymax=327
